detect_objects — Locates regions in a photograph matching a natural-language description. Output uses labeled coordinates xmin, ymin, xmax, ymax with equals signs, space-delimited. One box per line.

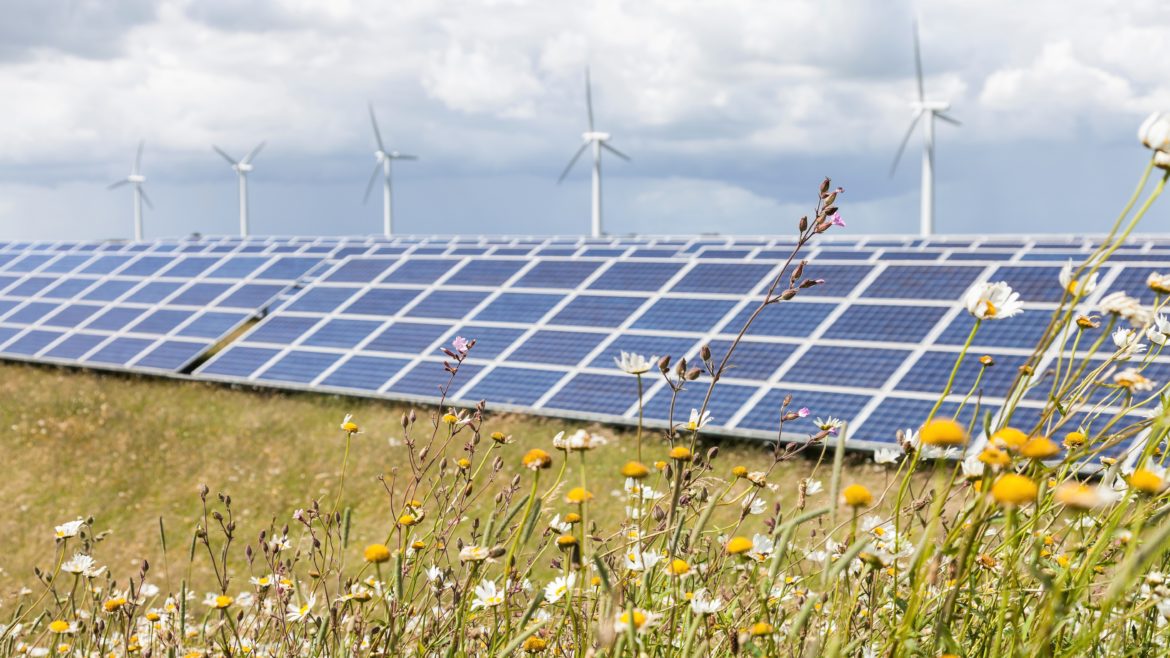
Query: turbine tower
xmin=558 ymin=68 xmax=630 ymax=238
xmin=364 ymin=105 xmax=418 ymax=237
xmin=890 ymin=21 xmax=961 ymax=237
xmin=213 ymin=142 xmax=265 ymax=237
xmin=108 ymin=140 xmax=152 ymax=241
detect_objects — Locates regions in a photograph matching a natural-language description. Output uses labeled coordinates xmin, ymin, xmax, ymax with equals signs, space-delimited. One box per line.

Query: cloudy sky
xmin=1 ymin=0 xmax=1168 ymax=241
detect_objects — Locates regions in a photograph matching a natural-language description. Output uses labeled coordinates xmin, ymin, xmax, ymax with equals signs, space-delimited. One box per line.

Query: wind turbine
xmin=363 ymin=105 xmax=417 ymax=237
xmin=107 ymin=140 xmax=152 ymax=241
xmin=558 ymin=68 xmax=630 ymax=238
xmin=213 ymin=141 xmax=265 ymax=237
xmin=890 ymin=21 xmax=961 ymax=237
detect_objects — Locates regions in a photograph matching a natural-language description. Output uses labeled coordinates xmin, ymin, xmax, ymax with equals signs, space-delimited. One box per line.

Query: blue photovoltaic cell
xmin=333 ymin=246 xmax=373 ymax=258
xmin=119 ymin=256 xmax=171 ymax=276
xmin=935 ymin=311 xmax=1065 ymax=349
xmin=719 ymin=302 xmax=837 ymax=337
xmin=463 ymin=366 xmax=565 ymax=405
xmin=588 ymin=262 xmax=684 ymax=292
xmin=124 ymin=281 xmax=182 ymax=304
xmin=782 ymin=264 xmax=873 ymax=298
xmin=406 ymin=290 xmax=491 ymax=319
xmin=84 ymin=307 xmax=144 ymax=332
xmin=83 ymin=280 xmax=139 ymax=302
xmin=3 ymin=330 xmax=64 ymax=356
xmin=255 ymin=257 xmax=320 ymax=280
xmin=856 ymin=397 xmax=971 ymax=445
xmin=7 ymin=277 xmax=55 ymax=297
xmin=7 ymin=301 xmax=60 ymax=324
xmin=40 ymin=277 xmax=97 ymax=299
xmin=365 ymin=321 xmax=452 ymax=354
xmin=390 ymin=361 xmax=484 ymax=397
xmin=0 ymin=299 xmax=20 ymax=318
xmin=697 ymin=249 xmax=752 ymax=259
xmin=246 ymin=316 xmax=320 ymax=344
xmin=325 ymin=258 xmax=397 ymax=283
xmin=1024 ymin=359 xmax=1170 ymax=405
xmin=536 ymin=248 xmax=578 ymax=257
xmin=216 ymin=283 xmax=285 ymax=309
xmin=817 ymin=250 xmax=871 ymax=260
xmin=300 ymin=318 xmax=382 ymax=349
xmin=512 ymin=260 xmax=601 ymax=289
xmin=587 ymin=334 xmax=697 ymax=369
xmin=491 ymin=248 xmax=533 ymax=257
xmin=127 ymin=309 xmax=193 ymax=334
xmin=881 ymin=250 xmax=939 ymax=261
xmin=823 ymin=304 xmax=947 ymax=342
xmin=549 ymin=295 xmax=647 ymax=327
xmin=42 ymin=303 xmax=103 ymax=328
xmin=446 ymin=324 xmax=523 ymax=359
xmin=580 ymin=248 xmax=626 ymax=257
xmin=988 ymin=266 xmax=1065 ymax=303
xmin=176 ymin=312 xmax=247 ymax=339
xmin=706 ymin=339 xmax=797 ymax=381
xmin=446 ymin=260 xmax=526 ymax=286
xmin=382 ymin=259 xmax=456 ymax=284
xmin=341 ymin=288 xmax=421 ymax=316
xmin=170 ymin=282 xmax=231 ymax=306
xmin=284 ymin=286 xmax=360 ymax=313
xmin=1106 ymin=266 xmax=1162 ymax=304
xmin=41 ymin=254 xmax=92 ymax=273
xmin=862 ymin=265 xmax=983 ymax=300
xmin=43 ymin=333 xmax=107 ymax=359
xmin=206 ymin=257 xmax=268 ymax=279
xmin=85 ymin=337 xmax=154 ymax=365
xmin=199 ymin=346 xmax=281 ymax=377
xmin=897 ymin=351 xmax=1027 ymax=398
xmin=159 ymin=256 xmax=220 ymax=277
xmin=4 ymin=254 xmax=52 ymax=272
xmin=80 ymin=255 xmax=133 ymax=274
xmin=631 ymin=297 xmax=738 ymax=333
xmin=543 ymin=373 xmax=635 ymax=415
xmin=134 ymin=340 xmax=209 ymax=370
xmin=257 ymin=350 xmax=342 ymax=384
xmin=321 ymin=355 xmax=410 ymax=390
xmin=670 ymin=263 xmax=773 ymax=294
xmin=509 ymin=329 xmax=607 ymax=365
xmin=738 ymin=388 xmax=871 ymax=436
xmin=473 ymin=293 xmax=564 ymax=323
xmin=785 ymin=346 xmax=911 ymax=388
xmin=642 ymin=382 xmax=757 ymax=424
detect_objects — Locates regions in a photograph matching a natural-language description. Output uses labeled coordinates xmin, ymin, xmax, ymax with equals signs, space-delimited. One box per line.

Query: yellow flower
xmin=398 ymin=513 xmax=419 ymax=527
xmin=620 ymin=461 xmax=650 ymax=479
xmin=1020 ymin=437 xmax=1060 ymax=460
xmin=411 ymin=540 xmax=426 ymax=550
xmin=749 ymin=621 xmax=774 ymax=636
xmin=556 ymin=534 xmax=578 ymax=548
xmin=565 ymin=487 xmax=594 ymax=504
xmin=665 ymin=558 xmax=691 ymax=576
xmin=522 ymin=636 xmax=548 ymax=653
xmin=363 ymin=544 xmax=392 ymax=564
xmin=618 ymin=610 xmax=647 ymax=631
xmin=1063 ymin=431 xmax=1087 ymax=448
xmin=48 ymin=620 xmax=73 ymax=634
xmin=522 ymin=448 xmax=553 ymax=470
xmin=490 ymin=431 xmax=511 ymax=444
xmin=654 ymin=460 xmax=668 ymax=470
xmin=669 ymin=446 xmax=692 ymax=461
xmin=103 ymin=597 xmax=128 ymax=613
xmin=564 ymin=512 xmax=581 ymax=524
xmin=841 ymin=484 xmax=873 ymax=508
xmin=731 ymin=466 xmax=748 ymax=478
xmin=442 ymin=413 xmax=460 ymax=425
xmin=977 ymin=447 xmax=1011 ymax=467
xmin=1129 ymin=468 xmax=1165 ymax=495
xmin=213 ymin=595 xmax=233 ymax=609
xmin=991 ymin=427 xmax=1029 ymax=451
xmin=991 ymin=474 xmax=1038 ymax=506
xmin=726 ymin=536 xmax=753 ymax=555
xmin=456 ymin=458 xmax=471 ymax=470
xmin=1054 ymin=483 xmax=1102 ymax=510
xmin=919 ymin=419 xmax=968 ymax=446
xmin=339 ymin=414 xmax=360 ymax=434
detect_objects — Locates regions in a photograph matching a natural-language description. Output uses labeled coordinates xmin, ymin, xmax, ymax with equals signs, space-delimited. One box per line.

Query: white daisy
xmin=614 ymin=351 xmax=657 ymax=375
xmin=690 ymin=588 xmax=722 ymax=615
xmin=470 ymin=580 xmax=504 ymax=610
xmin=964 ymin=281 xmax=1023 ymax=320
xmin=543 ymin=573 xmax=576 ymax=604
xmin=1059 ymin=260 xmax=1098 ymax=297
xmin=54 ymin=519 xmax=84 ymax=540
xmin=873 ymin=448 xmax=900 ymax=465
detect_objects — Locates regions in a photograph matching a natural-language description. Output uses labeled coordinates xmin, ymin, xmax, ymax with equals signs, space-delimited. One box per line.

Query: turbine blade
xmin=585 ymin=67 xmax=594 ymax=131
xmin=134 ymin=140 xmax=145 ymax=175
xmin=936 ymin=112 xmax=962 ymax=126
xmin=889 ymin=110 xmax=924 ymax=176
xmin=108 ymin=179 xmax=130 ymax=190
xmin=913 ymin=20 xmax=925 ymax=103
xmin=363 ymin=163 xmax=382 ymax=203
xmin=138 ymin=186 xmax=154 ymax=209
xmin=392 ymin=154 xmax=419 ymax=161
xmin=241 ymin=141 xmax=266 ymax=165
xmin=368 ymin=103 xmax=386 ymax=152
xmin=557 ymin=143 xmax=590 ymax=183
xmin=601 ymin=142 xmax=631 ymax=161
xmin=213 ymin=145 xmax=238 ymax=165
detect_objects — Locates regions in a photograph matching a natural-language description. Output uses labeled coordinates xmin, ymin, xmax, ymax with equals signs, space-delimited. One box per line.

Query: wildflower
xmin=1149 ymin=272 xmax=1170 ymax=295
xmin=47 ymin=620 xmax=76 ymax=634
xmin=364 ymin=544 xmax=392 ymax=563
xmin=690 ymin=588 xmax=722 ymax=615
xmin=61 ymin=554 xmax=104 ymax=577
xmin=471 ymin=581 xmax=504 ymax=610
xmin=965 ymin=281 xmax=1023 ymax=320
xmin=1115 ymin=368 xmax=1155 ymax=393
xmin=1147 ymin=315 xmax=1170 ymax=345
xmin=749 ymin=621 xmax=775 ymax=636
xmin=490 ymin=431 xmax=512 ymax=444
xmin=978 ymin=446 xmax=1011 ymax=468
xmin=615 ymin=351 xmax=657 ymax=374
xmin=556 ymin=534 xmax=578 ymax=549
xmin=1113 ymin=328 xmax=1147 ymax=358
xmin=1059 ymin=261 xmax=1098 ymax=296
xmin=873 ymin=448 xmax=900 ymax=465
xmin=103 ymin=597 xmax=128 ymax=613
xmin=991 ymin=427 xmax=1029 ymax=451
xmin=522 ymin=636 xmax=548 ymax=653
xmin=961 ymin=454 xmax=985 ymax=479
xmin=564 ymin=512 xmax=581 ymax=523
xmin=548 ymin=514 xmax=572 ymax=533
xmin=451 ymin=335 xmax=470 ymax=354
xmin=743 ymin=496 xmax=767 ymax=515
xmin=841 ymin=484 xmax=873 ymax=508
xmin=54 ymin=519 xmax=84 ymax=540
xmin=669 ymin=446 xmax=692 ymax=461
xmin=991 ymin=474 xmax=1038 ymax=506
xmin=727 ymin=536 xmax=754 ymax=555
xmin=1055 ymin=482 xmax=1112 ymax=510
xmin=920 ymin=418 xmax=968 ymax=446
xmin=665 ymin=558 xmax=691 ymax=576
xmin=804 ymin=478 xmax=824 ymax=495
xmin=1020 ymin=437 xmax=1061 ymax=460
xmin=339 ymin=414 xmax=360 ymax=434
xmin=456 ymin=457 xmax=471 ymax=470
xmin=746 ymin=471 xmax=768 ymax=487
xmin=1129 ymin=468 xmax=1166 ymax=495
xmin=459 ymin=545 xmax=490 ymax=562
xmin=686 ymin=408 xmax=711 ymax=431
xmin=731 ymin=465 xmax=748 ymax=478
xmin=620 ymin=461 xmax=649 ymax=479
xmin=747 ymin=533 xmax=775 ymax=562
xmin=1140 ymin=111 xmax=1170 ymax=153
xmin=1063 ymin=431 xmax=1087 ymax=449
xmin=553 ymin=429 xmax=606 ymax=451
xmin=442 ymin=412 xmax=460 ymax=425
xmin=1099 ymin=291 xmax=1153 ymax=326
xmin=565 ymin=487 xmax=593 ymax=504
xmin=398 ymin=512 xmax=421 ymax=526
xmin=615 ymin=609 xmax=656 ymax=633
xmin=205 ymin=593 xmax=233 ymax=609
xmin=544 ymin=574 xmax=576 ymax=603
xmin=285 ymin=594 xmax=316 ymax=622
xmin=829 ymin=212 xmax=846 ymax=227
xmin=816 ymin=416 xmax=844 ymax=434
xmin=623 ymin=549 xmax=662 ymax=571
xmin=522 ymin=448 xmax=553 ymax=470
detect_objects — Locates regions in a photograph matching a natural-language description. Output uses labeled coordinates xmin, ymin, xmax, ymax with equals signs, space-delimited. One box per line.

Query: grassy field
xmin=0 ymin=361 xmax=892 ymax=595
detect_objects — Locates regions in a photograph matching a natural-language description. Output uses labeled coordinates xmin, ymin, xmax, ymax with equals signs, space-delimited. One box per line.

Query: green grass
xmin=0 ymin=361 xmax=890 ymax=595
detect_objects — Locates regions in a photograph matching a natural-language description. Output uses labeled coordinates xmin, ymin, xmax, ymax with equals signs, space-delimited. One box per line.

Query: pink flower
xmin=452 ymin=336 xmax=470 ymax=354
xmin=828 ymin=213 xmax=845 ymax=227
xmin=797 ymin=407 xmax=810 ymax=418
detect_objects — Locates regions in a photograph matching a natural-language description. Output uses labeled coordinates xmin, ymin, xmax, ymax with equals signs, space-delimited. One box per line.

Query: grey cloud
xmin=0 ymin=0 xmax=157 ymax=61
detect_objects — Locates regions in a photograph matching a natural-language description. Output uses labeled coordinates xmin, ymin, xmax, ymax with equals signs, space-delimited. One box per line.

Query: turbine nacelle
xmin=582 ymin=131 xmax=610 ymax=142
xmin=234 ymin=163 xmax=254 ymax=173
xmin=127 ymin=174 xmax=146 ymax=184
xmin=913 ymin=100 xmax=951 ymax=113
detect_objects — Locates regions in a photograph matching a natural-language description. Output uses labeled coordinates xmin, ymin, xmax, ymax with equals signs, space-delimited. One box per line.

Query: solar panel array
xmin=0 ymin=234 xmax=1166 ymax=451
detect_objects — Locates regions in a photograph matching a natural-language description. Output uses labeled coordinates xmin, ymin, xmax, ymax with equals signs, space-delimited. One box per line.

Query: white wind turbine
xmin=363 ymin=105 xmax=418 ymax=237
xmin=213 ymin=141 xmax=266 ymax=237
xmin=107 ymin=140 xmax=152 ymax=241
xmin=558 ymin=68 xmax=630 ymax=238
xmin=890 ymin=21 xmax=961 ymax=237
